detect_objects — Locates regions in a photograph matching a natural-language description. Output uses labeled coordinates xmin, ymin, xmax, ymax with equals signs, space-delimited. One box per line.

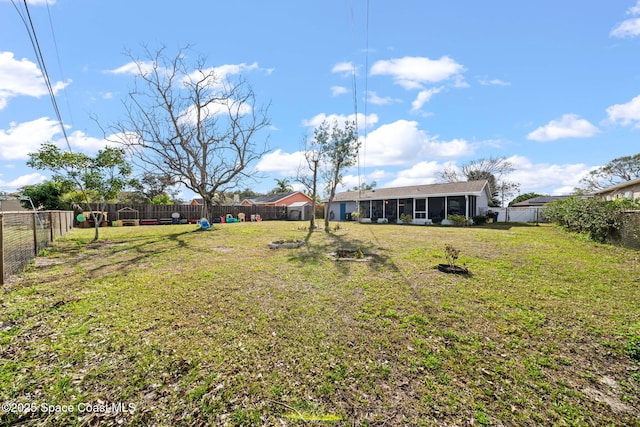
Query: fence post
xmin=0 ymin=213 xmax=4 ymax=285
xmin=49 ymin=212 xmax=54 ymax=242
xmin=33 ymin=212 xmax=38 ymax=256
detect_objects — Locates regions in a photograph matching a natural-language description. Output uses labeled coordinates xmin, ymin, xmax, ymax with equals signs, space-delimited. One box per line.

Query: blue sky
xmin=1 ymin=1 xmax=640 ymax=202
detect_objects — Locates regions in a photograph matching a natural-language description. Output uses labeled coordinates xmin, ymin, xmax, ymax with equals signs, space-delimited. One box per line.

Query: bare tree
xmin=105 ymin=46 xmax=270 ymax=218
xmin=577 ymin=153 xmax=640 ymax=193
xmin=440 ymin=157 xmax=516 ymax=206
xmin=315 ymin=120 xmax=359 ymax=232
xmin=438 ymin=166 xmax=462 ymax=183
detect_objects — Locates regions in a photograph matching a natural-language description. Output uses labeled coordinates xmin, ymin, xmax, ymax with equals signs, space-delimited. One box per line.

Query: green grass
xmin=1 ymin=221 xmax=639 ymax=426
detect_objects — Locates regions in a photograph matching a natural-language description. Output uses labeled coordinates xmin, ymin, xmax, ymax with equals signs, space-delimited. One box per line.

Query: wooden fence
xmin=0 ymin=211 xmax=74 ymax=285
xmin=83 ymin=203 xmax=314 ymax=225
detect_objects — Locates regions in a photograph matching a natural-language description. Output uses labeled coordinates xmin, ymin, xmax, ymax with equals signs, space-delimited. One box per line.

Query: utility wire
xmin=45 ymin=0 xmax=74 ymax=129
xmin=11 ymin=0 xmax=73 ymax=153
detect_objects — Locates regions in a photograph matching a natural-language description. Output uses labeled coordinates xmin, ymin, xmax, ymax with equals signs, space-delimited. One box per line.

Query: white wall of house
xmin=326 ymin=201 xmax=358 ymax=221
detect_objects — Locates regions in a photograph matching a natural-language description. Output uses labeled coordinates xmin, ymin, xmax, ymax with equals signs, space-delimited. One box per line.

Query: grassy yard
xmin=1 ymin=221 xmax=639 ymax=426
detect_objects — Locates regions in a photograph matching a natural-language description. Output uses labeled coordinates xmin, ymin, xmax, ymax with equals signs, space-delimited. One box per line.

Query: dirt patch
xmin=268 ymin=239 xmax=305 ymax=249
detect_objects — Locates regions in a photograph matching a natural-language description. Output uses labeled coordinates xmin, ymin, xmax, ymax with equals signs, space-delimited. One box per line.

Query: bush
xmin=545 ymin=197 xmax=640 ymax=243
xmin=448 ymin=214 xmax=469 ymax=226
xmin=472 ymin=215 xmax=487 ymax=225
xmin=400 ymin=213 xmax=412 ymax=224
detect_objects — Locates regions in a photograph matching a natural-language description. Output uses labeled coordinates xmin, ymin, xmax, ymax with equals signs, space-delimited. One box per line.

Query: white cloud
xmin=363 ymin=120 xmax=472 ymax=167
xmin=331 ymin=86 xmax=348 ymax=97
xmin=478 ymin=77 xmax=511 ymax=86
xmin=254 ymin=149 xmax=307 ymax=176
xmin=106 ymin=60 xmax=155 ymax=75
xmin=606 ymin=94 xmax=640 ymax=127
xmin=367 ymin=91 xmax=400 ymax=106
xmin=411 ymin=87 xmax=442 ymax=112
xmin=331 ymin=61 xmax=356 ymax=77
xmin=0 ymin=52 xmax=70 ymax=110
xmin=302 ymin=112 xmax=379 ymax=130
xmin=202 ymin=62 xmax=260 ymax=81
xmin=64 ymin=130 xmax=116 ymax=153
xmin=384 ymin=161 xmax=443 ymax=187
xmin=370 ymin=56 xmax=465 ymax=90
xmin=611 ymin=1 xmax=640 ymax=38
xmin=0 ymin=172 xmax=47 ymax=190
xmin=527 ymin=114 xmax=600 ymax=141
xmin=0 ymin=117 xmax=117 ymax=160
xmin=507 ymin=155 xmax=590 ymax=195
xmin=0 ymin=117 xmax=61 ymax=160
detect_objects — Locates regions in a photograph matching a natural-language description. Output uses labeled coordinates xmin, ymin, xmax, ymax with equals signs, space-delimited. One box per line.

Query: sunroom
xmin=326 ymin=180 xmax=491 ymax=225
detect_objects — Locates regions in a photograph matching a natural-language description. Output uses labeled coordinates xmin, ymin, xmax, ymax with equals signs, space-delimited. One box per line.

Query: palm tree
xmin=270 ymin=178 xmax=293 ymax=194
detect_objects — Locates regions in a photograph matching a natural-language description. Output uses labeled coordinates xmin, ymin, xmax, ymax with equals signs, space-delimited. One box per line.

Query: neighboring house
xmin=0 ymin=199 xmax=28 ymax=212
xmin=326 ymin=180 xmax=492 ymax=224
xmin=593 ymin=177 xmax=640 ymax=200
xmin=511 ymin=195 xmax=571 ymax=207
xmin=240 ymin=191 xmax=313 ymax=207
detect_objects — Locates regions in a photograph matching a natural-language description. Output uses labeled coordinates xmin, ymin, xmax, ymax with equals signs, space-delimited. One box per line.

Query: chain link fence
xmin=0 ymin=211 xmax=74 ymax=284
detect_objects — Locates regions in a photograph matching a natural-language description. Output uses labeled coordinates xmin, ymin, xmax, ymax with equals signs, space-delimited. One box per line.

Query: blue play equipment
xmin=199 ymin=217 xmax=211 ymax=230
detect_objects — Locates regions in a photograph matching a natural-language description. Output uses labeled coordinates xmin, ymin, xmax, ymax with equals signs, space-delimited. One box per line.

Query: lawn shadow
xmin=287 ymin=228 xmax=396 ymax=275
xmin=16 ymin=227 xmax=198 ymax=287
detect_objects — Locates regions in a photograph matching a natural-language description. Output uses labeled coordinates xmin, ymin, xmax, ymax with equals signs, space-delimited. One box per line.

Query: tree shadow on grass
xmin=287 ymin=228 xmax=396 ymax=275
xmin=12 ymin=228 xmax=198 ymax=288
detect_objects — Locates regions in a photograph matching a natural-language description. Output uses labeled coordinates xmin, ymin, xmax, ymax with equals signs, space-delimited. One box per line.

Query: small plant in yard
xmin=445 ymin=244 xmax=460 ymax=267
xmin=438 ymin=243 xmax=468 ymax=274
xmin=400 ymin=213 xmax=412 ymax=224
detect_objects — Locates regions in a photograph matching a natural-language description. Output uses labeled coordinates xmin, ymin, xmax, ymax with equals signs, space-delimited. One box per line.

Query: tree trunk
xmin=309 ymin=160 xmax=318 ymax=230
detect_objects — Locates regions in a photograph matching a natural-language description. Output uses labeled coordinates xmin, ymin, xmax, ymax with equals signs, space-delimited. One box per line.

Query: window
xmin=415 ymin=198 xmax=426 ymax=219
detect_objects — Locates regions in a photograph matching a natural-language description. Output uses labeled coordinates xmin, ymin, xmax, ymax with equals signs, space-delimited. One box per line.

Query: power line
xmin=11 ymin=0 xmax=73 ymax=153
xmin=45 ymin=0 xmax=74 ymax=129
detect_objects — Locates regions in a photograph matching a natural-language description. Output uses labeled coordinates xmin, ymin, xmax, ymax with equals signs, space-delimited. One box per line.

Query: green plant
xmin=444 ymin=244 xmax=460 ymax=267
xmin=627 ymin=326 xmax=640 ymax=363
xmin=545 ymin=197 xmax=640 ymax=243
xmin=472 ymin=215 xmax=487 ymax=225
xmin=448 ymin=214 xmax=469 ymax=226
xmin=351 ymin=211 xmax=360 ymax=221
xmin=400 ymin=213 xmax=412 ymax=224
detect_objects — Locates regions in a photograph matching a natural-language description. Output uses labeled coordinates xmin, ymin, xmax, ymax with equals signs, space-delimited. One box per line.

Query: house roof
xmin=511 ymin=195 xmax=571 ymax=207
xmin=331 ymin=180 xmax=490 ymax=202
xmin=244 ymin=191 xmax=305 ymax=205
xmin=592 ymin=177 xmax=640 ymax=195
xmin=288 ymin=201 xmax=311 ymax=207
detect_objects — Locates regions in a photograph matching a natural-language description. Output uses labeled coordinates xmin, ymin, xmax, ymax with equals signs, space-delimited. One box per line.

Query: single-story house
xmin=240 ymin=191 xmax=313 ymax=207
xmin=326 ymin=180 xmax=492 ymax=224
xmin=593 ymin=177 xmax=640 ymax=200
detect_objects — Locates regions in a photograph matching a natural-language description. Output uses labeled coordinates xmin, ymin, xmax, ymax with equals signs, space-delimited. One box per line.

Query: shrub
xmin=444 ymin=244 xmax=460 ymax=267
xmin=448 ymin=214 xmax=469 ymax=226
xmin=472 ymin=215 xmax=487 ymax=225
xmin=400 ymin=213 xmax=412 ymax=224
xmin=544 ymin=197 xmax=638 ymax=243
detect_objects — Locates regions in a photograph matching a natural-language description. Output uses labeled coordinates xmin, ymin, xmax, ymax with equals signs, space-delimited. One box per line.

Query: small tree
xmin=296 ymin=134 xmax=321 ymax=231
xmin=315 ymin=120 xmax=360 ymax=232
xmin=27 ymin=143 xmax=133 ymax=240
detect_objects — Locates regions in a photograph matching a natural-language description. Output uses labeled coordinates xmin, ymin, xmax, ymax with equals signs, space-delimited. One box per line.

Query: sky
xmin=1 ymin=1 xmax=640 ymax=203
